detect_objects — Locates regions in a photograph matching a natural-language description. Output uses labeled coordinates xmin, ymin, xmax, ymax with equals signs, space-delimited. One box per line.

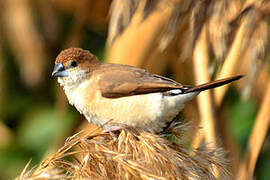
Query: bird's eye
xmin=70 ymin=61 xmax=77 ymax=67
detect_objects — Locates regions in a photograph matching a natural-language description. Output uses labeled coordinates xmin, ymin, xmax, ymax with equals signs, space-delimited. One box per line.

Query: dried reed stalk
xmin=193 ymin=27 xmax=223 ymax=178
xmin=106 ymin=0 xmax=173 ymax=74
xmin=53 ymin=0 xmax=110 ymax=30
xmin=192 ymin=27 xmax=217 ymax=146
xmin=61 ymin=0 xmax=110 ymax=48
xmin=207 ymin=0 xmax=242 ymax=61
xmin=236 ymin=81 xmax=270 ymax=180
xmin=251 ymin=65 xmax=270 ymax=102
xmin=214 ymin=20 xmax=249 ymax=106
xmin=214 ymin=1 xmax=268 ymax=106
xmin=2 ymin=0 xmax=47 ymax=87
xmin=234 ymin=18 xmax=269 ymax=102
xmin=17 ymin=126 xmax=230 ymax=180
xmin=36 ymin=0 xmax=59 ymax=45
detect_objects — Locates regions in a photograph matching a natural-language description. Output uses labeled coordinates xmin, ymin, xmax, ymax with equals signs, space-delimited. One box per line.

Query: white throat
xmin=58 ymin=68 xmax=87 ymax=106
xmin=58 ymin=68 xmax=86 ymax=88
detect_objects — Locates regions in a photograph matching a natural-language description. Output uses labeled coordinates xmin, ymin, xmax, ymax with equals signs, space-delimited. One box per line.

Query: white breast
xmin=60 ymin=77 xmax=199 ymax=133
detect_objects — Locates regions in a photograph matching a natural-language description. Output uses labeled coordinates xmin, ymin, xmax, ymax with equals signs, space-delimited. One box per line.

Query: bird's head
xmin=52 ymin=48 xmax=100 ymax=87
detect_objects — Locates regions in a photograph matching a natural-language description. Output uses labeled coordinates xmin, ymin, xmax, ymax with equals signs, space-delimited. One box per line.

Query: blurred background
xmin=0 ymin=0 xmax=269 ymax=179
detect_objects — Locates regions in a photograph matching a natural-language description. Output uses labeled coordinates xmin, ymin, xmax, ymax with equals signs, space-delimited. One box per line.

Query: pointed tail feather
xmin=183 ymin=75 xmax=244 ymax=94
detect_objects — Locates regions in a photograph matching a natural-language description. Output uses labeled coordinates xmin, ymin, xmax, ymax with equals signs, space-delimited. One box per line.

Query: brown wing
xmin=97 ymin=64 xmax=183 ymax=98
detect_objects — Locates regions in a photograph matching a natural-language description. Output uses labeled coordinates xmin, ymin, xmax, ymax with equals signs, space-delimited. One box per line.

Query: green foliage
xmin=227 ymin=90 xmax=257 ymax=151
xmin=17 ymin=106 xmax=75 ymax=152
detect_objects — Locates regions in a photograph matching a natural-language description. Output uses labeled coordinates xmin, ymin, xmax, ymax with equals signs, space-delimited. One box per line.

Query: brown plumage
xmin=52 ymin=48 xmax=242 ymax=133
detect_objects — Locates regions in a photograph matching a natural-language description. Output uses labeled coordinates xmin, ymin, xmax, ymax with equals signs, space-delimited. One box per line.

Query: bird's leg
xmin=103 ymin=125 xmax=122 ymax=133
xmin=103 ymin=126 xmax=123 ymax=140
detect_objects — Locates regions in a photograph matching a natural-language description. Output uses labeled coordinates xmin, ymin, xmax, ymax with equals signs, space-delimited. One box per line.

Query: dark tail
xmin=183 ymin=75 xmax=244 ymax=93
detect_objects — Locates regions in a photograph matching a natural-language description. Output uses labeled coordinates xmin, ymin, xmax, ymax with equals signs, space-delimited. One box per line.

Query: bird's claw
xmin=103 ymin=126 xmax=122 ymax=140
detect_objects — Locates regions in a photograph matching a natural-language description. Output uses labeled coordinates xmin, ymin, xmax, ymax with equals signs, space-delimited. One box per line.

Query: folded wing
xmin=98 ymin=64 xmax=183 ymax=98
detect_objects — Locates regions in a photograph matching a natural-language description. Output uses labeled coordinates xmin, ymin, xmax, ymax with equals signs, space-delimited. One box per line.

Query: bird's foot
xmin=103 ymin=126 xmax=122 ymax=140
xmin=103 ymin=125 xmax=122 ymax=133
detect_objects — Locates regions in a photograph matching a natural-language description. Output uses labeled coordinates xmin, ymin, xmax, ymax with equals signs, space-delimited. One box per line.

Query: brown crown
xmin=55 ymin=48 xmax=97 ymax=65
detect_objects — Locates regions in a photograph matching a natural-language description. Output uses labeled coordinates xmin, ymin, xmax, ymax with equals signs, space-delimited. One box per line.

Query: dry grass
xmin=106 ymin=1 xmax=270 ymax=178
xmin=0 ymin=0 xmax=269 ymax=179
xmin=17 ymin=125 xmax=230 ymax=180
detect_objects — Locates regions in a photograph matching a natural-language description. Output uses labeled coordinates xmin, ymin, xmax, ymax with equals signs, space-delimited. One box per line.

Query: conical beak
xmin=52 ymin=63 xmax=68 ymax=77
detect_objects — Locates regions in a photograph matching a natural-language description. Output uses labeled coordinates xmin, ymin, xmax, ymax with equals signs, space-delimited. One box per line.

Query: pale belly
xmin=64 ymin=82 xmax=197 ymax=133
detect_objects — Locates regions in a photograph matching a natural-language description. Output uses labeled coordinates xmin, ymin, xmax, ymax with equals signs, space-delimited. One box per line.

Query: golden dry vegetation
xmin=0 ymin=0 xmax=269 ymax=179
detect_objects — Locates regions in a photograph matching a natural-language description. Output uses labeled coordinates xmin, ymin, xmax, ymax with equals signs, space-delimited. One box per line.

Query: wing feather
xmin=97 ymin=64 xmax=182 ymax=98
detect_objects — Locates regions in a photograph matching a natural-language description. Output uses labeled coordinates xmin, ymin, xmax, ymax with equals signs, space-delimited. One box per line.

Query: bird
xmin=52 ymin=48 xmax=242 ymax=133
